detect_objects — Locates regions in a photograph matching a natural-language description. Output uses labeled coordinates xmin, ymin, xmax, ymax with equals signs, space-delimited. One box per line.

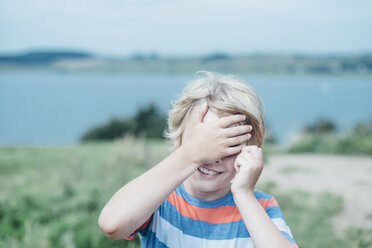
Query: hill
xmin=0 ymin=50 xmax=371 ymax=74
xmin=0 ymin=50 xmax=92 ymax=65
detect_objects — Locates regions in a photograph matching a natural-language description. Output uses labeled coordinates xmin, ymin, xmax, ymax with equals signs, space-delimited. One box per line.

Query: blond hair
xmin=165 ymin=71 xmax=265 ymax=148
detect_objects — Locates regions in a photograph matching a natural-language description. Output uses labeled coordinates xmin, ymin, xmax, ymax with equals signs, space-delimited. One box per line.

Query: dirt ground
xmin=261 ymin=154 xmax=372 ymax=233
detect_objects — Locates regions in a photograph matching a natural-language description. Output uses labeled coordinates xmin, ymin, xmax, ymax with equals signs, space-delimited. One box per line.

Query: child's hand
xmin=231 ymin=145 xmax=263 ymax=196
xmin=181 ymin=103 xmax=252 ymax=165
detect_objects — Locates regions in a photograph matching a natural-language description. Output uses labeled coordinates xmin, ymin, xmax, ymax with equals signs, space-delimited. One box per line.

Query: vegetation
xmin=0 ymin=138 xmax=168 ymax=248
xmin=81 ymin=104 xmax=167 ymax=141
xmin=0 ymin=51 xmax=91 ymax=65
xmin=80 ymin=107 xmax=372 ymax=155
xmin=0 ymin=138 xmax=371 ymax=247
xmin=259 ymin=182 xmax=347 ymax=248
xmin=1 ymin=50 xmax=372 ymax=74
xmin=288 ymin=118 xmax=372 ymax=155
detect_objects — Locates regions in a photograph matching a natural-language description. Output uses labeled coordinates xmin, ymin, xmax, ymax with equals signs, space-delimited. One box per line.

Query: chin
xmin=194 ymin=180 xmax=230 ymax=193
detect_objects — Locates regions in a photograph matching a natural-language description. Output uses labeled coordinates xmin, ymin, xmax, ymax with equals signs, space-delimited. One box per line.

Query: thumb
xmin=191 ymin=102 xmax=208 ymax=125
xmin=234 ymin=156 xmax=241 ymax=172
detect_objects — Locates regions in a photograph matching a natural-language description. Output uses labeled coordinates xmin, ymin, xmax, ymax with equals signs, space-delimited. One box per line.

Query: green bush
xmin=81 ymin=103 xmax=167 ymax=141
xmin=304 ymin=118 xmax=337 ymax=134
xmin=288 ymin=119 xmax=372 ymax=155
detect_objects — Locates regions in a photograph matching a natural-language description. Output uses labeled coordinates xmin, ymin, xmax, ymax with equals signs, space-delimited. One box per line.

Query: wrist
xmin=177 ymin=145 xmax=200 ymax=170
xmin=232 ymin=189 xmax=256 ymax=202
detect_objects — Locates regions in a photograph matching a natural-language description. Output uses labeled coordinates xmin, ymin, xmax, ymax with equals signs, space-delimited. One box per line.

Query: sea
xmin=0 ymin=71 xmax=371 ymax=145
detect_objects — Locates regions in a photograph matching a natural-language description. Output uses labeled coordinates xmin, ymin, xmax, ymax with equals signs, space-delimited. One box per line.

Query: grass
xmin=288 ymin=132 xmax=372 ymax=155
xmin=258 ymin=182 xmax=372 ymax=248
xmin=279 ymin=165 xmax=313 ymax=174
xmin=0 ymin=137 xmax=371 ymax=247
xmin=0 ymin=138 xmax=155 ymax=248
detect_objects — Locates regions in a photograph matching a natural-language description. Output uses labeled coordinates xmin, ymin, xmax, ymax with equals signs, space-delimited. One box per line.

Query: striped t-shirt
xmin=126 ymin=184 xmax=297 ymax=248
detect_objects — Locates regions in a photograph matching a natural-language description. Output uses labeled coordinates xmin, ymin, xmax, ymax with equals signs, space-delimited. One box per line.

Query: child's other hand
xmin=231 ymin=145 xmax=263 ymax=196
xmin=181 ymin=103 xmax=252 ymax=165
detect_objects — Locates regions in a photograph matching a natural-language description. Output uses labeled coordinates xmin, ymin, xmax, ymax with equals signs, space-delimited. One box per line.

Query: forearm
xmin=233 ymin=192 xmax=296 ymax=248
xmin=98 ymin=146 xmax=198 ymax=239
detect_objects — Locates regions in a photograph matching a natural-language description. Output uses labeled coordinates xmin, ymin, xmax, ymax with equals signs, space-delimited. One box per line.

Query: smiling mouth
xmin=198 ymin=166 xmax=223 ymax=176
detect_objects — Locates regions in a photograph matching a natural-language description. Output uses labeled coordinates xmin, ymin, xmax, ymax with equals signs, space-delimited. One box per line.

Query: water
xmin=0 ymin=72 xmax=371 ymax=145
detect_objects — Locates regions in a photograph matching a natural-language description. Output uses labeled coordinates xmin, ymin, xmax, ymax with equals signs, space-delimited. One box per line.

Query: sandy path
xmin=261 ymin=154 xmax=372 ymax=232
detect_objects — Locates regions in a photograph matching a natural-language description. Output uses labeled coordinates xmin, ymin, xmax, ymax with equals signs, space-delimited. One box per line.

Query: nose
xmin=215 ymin=159 xmax=222 ymax=164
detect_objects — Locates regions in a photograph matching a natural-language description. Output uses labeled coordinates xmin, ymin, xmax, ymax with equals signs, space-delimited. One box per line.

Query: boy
xmin=99 ymin=71 xmax=297 ymax=248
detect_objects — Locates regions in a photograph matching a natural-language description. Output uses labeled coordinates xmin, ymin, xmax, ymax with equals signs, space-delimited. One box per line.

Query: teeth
xmin=198 ymin=166 xmax=220 ymax=175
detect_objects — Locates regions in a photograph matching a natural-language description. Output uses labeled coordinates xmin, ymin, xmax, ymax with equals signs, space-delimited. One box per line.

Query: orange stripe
xmin=124 ymin=217 xmax=152 ymax=240
xmin=167 ymin=192 xmax=242 ymax=223
xmin=167 ymin=192 xmax=279 ymax=224
xmin=139 ymin=217 xmax=152 ymax=229
xmin=257 ymin=197 xmax=279 ymax=209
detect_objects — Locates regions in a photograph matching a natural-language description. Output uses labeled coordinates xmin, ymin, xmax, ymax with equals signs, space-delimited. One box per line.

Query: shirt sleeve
xmin=124 ymin=214 xmax=153 ymax=240
xmin=264 ymin=196 xmax=298 ymax=247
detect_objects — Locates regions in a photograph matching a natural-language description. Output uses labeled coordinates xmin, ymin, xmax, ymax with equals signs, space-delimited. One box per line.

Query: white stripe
xmin=151 ymin=211 xmax=254 ymax=248
xmin=272 ymin=218 xmax=293 ymax=238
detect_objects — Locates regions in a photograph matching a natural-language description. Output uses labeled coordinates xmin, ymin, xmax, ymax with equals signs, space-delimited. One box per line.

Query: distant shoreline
xmin=1 ymin=51 xmax=372 ymax=75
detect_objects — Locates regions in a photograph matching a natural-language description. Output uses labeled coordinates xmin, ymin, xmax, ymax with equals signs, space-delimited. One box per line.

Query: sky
xmin=1 ymin=0 xmax=371 ymax=56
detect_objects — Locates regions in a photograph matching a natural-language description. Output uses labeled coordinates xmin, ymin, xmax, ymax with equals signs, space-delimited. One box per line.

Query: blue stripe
xmin=174 ymin=186 xmax=183 ymax=196
xmin=140 ymin=231 xmax=169 ymax=248
xmin=177 ymin=185 xmax=274 ymax=208
xmin=265 ymin=206 xmax=284 ymax=219
xmin=137 ymin=214 xmax=154 ymax=237
xmin=281 ymin=231 xmax=297 ymax=245
xmin=178 ymin=184 xmax=236 ymax=207
xmin=159 ymin=200 xmax=250 ymax=240
xmin=254 ymin=190 xmax=272 ymax=199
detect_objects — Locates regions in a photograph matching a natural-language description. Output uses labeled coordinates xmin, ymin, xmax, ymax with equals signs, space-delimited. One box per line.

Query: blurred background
xmin=0 ymin=0 xmax=371 ymax=247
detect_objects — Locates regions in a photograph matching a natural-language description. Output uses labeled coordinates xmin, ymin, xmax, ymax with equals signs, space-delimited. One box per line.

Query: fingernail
xmin=242 ymin=115 xmax=246 ymax=120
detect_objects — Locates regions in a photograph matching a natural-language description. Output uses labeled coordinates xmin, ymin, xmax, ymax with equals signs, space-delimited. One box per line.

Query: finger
xmin=243 ymin=145 xmax=254 ymax=149
xmin=256 ymin=147 xmax=263 ymax=161
xmin=224 ymin=144 xmax=245 ymax=157
xmin=217 ymin=114 xmax=246 ymax=128
xmin=241 ymin=145 xmax=259 ymax=159
xmin=242 ymin=145 xmax=257 ymax=152
xmin=240 ymin=151 xmax=256 ymax=162
xmin=223 ymin=125 xmax=252 ymax=138
xmin=235 ymin=155 xmax=250 ymax=167
xmin=234 ymin=156 xmax=243 ymax=172
xmin=250 ymin=146 xmax=261 ymax=159
xmin=234 ymin=155 xmax=250 ymax=172
xmin=226 ymin=133 xmax=251 ymax=147
xmin=241 ymin=147 xmax=262 ymax=166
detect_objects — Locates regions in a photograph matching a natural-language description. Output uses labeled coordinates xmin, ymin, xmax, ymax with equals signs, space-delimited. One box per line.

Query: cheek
xmin=225 ymin=167 xmax=237 ymax=183
xmin=222 ymin=156 xmax=238 ymax=175
xmin=223 ymin=155 xmax=238 ymax=166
